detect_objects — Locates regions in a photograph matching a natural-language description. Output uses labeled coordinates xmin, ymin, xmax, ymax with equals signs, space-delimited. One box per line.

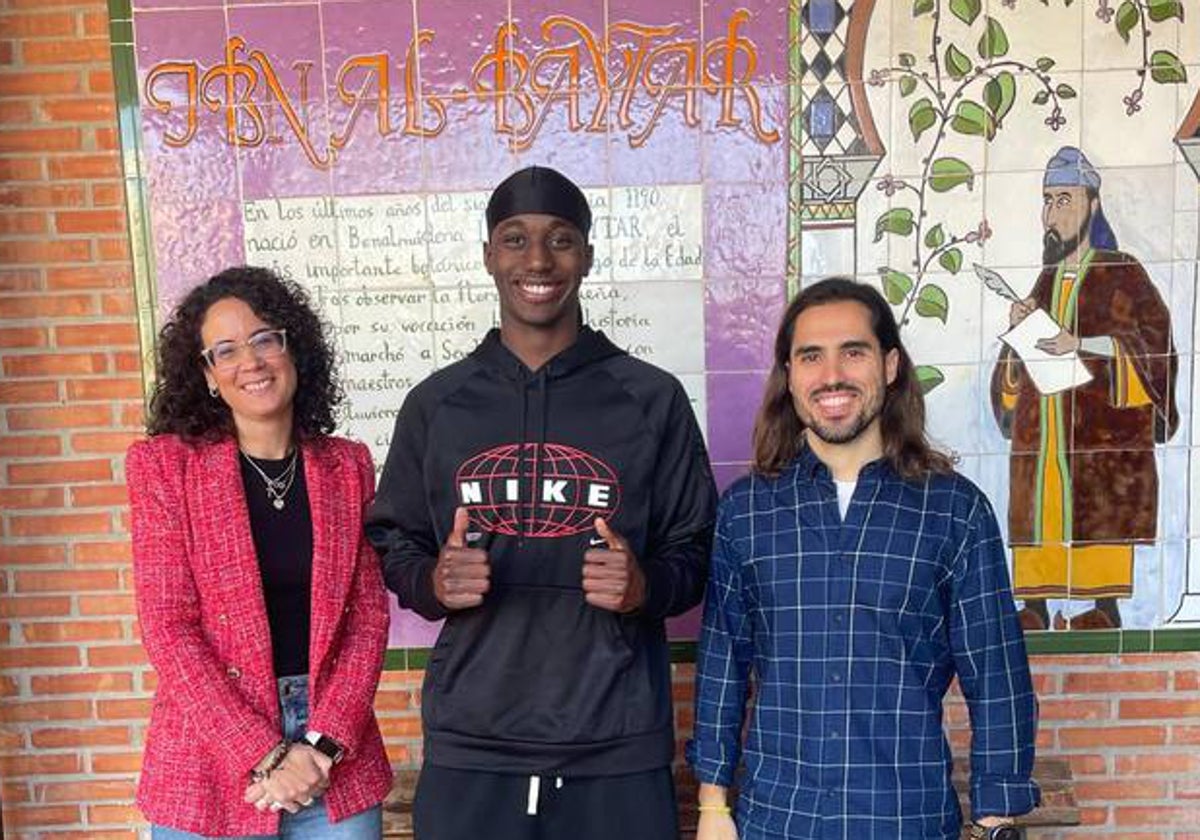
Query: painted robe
xmin=990 ymin=249 xmax=1178 ymax=599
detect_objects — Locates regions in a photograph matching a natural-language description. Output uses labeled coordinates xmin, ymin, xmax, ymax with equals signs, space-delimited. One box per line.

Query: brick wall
xmin=1 ymin=1 xmax=1200 ymax=838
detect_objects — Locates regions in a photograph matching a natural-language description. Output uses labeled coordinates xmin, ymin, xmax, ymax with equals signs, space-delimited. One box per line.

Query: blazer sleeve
xmin=126 ymin=439 xmax=281 ymax=775
xmin=305 ymin=442 xmax=390 ymax=757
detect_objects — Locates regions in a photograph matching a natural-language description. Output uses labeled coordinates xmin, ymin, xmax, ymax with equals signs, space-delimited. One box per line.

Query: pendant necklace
xmin=240 ymin=449 xmax=298 ymax=510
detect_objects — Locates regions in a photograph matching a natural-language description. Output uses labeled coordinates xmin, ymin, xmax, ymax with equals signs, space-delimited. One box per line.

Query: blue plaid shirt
xmin=687 ymin=448 xmax=1039 ymax=839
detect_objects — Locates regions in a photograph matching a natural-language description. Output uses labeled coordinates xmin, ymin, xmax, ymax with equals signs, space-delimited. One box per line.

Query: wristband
xmin=249 ymin=740 xmax=291 ymax=783
xmin=698 ymin=804 xmax=731 ymax=814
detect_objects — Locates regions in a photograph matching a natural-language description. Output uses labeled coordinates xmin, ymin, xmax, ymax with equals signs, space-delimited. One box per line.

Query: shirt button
xmin=830 ymin=730 xmax=840 ymax=738
xmin=226 ymin=666 xmax=241 ymax=678
xmin=831 ymin=672 xmax=842 ymax=683
xmin=833 ymin=613 xmax=844 ymax=624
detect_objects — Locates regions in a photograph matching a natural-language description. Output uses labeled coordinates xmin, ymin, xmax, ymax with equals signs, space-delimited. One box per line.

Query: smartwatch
xmin=969 ymin=824 xmax=1021 ymax=840
xmin=303 ymin=731 xmax=345 ymax=764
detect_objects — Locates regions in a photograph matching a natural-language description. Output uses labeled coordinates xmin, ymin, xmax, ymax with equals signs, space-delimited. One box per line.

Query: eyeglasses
xmin=200 ymin=329 xmax=288 ymax=370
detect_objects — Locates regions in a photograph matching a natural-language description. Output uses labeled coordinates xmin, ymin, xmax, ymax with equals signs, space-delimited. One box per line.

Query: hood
xmin=469 ymin=325 xmax=626 ymax=383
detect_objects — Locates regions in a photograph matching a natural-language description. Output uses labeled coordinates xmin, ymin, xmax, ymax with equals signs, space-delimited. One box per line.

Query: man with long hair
xmin=687 ymin=278 xmax=1038 ymax=840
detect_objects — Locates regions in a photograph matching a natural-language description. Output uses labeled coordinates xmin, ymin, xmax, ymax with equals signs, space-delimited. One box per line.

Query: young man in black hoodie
xmin=366 ymin=166 xmax=718 ymax=840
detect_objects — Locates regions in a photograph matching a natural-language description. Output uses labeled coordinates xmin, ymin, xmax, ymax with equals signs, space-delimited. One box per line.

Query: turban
xmin=485 ymin=166 xmax=592 ymax=238
xmin=1043 ymin=146 xmax=1117 ymax=250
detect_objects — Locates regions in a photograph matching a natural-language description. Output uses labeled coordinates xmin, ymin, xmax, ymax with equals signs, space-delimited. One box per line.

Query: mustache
xmin=811 ymin=383 xmax=861 ymax=397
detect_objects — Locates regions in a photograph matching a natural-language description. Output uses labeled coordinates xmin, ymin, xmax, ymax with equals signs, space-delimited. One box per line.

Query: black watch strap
xmin=303 ymin=731 xmax=345 ymax=764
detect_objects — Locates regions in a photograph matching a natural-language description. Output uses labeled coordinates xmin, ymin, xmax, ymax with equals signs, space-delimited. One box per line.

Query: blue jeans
xmin=152 ymin=675 xmax=382 ymax=840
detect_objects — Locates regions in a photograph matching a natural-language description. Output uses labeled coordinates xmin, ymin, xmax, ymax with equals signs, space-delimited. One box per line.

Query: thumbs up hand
xmin=582 ymin=517 xmax=646 ymax=613
xmin=433 ymin=507 xmax=491 ymax=610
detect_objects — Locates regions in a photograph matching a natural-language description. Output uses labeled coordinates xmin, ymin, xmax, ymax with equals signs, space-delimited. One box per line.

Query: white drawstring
xmin=526 ymin=776 xmax=541 ymax=815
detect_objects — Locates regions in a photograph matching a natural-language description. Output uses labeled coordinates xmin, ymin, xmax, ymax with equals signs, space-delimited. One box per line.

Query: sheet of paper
xmin=999 ymin=308 xmax=1093 ymax=395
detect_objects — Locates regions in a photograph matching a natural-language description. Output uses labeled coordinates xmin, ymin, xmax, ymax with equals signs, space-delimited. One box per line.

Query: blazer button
xmin=218 ymin=613 xmax=228 ymax=623
xmin=226 ymin=666 xmax=241 ymax=679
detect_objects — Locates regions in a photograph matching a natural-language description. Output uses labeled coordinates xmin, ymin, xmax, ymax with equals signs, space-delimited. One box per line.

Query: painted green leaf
xmin=1147 ymin=0 xmax=1184 ymax=22
xmin=909 ymin=97 xmax=938 ymax=142
xmin=1149 ymin=50 xmax=1188 ymax=84
xmin=1036 ymin=56 xmax=1056 ymax=72
xmin=1032 ymin=90 xmax=1051 ymax=105
xmin=899 ymin=52 xmax=917 ymax=68
xmin=915 ymin=365 xmax=945 ymax=394
xmin=879 ymin=269 xmax=914 ymax=305
xmin=949 ymin=0 xmax=981 ymax=25
xmin=945 ymin=44 xmax=973 ymax=81
xmin=983 ymin=72 xmax=1017 ymax=124
xmin=939 ymin=247 xmax=964 ymax=274
xmin=900 ymin=75 xmax=918 ymax=97
xmin=1056 ymin=83 xmax=1077 ymax=99
xmin=977 ymin=17 xmax=1010 ymax=59
xmin=874 ymin=208 xmax=916 ymax=242
xmin=913 ymin=0 xmax=935 ymax=15
xmin=951 ymin=100 xmax=995 ymax=139
xmin=924 ymin=224 xmax=946 ymax=249
xmin=929 ymin=157 xmax=975 ymax=192
xmin=915 ymin=284 xmax=950 ymax=322
xmin=1115 ymin=0 xmax=1140 ymax=43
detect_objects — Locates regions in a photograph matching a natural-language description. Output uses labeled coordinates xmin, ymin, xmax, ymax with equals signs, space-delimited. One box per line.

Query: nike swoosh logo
xmin=589 ymin=537 xmax=609 ymax=547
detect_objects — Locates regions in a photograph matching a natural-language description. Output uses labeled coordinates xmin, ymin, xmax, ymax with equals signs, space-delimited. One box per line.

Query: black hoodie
xmin=366 ymin=326 xmax=717 ymax=776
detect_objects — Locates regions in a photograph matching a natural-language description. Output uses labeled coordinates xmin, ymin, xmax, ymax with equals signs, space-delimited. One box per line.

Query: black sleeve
xmin=364 ymin=390 xmax=448 ymax=621
xmin=638 ymin=380 xmax=718 ymax=619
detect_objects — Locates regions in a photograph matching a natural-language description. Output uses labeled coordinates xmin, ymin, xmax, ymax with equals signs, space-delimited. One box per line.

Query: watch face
xmin=990 ymin=826 xmax=1021 ymax=840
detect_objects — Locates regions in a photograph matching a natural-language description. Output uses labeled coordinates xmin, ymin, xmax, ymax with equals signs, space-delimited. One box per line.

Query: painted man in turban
xmin=991 ymin=146 xmax=1178 ymax=631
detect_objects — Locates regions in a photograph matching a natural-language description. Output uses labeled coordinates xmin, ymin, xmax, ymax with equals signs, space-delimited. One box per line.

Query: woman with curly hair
xmin=126 ymin=266 xmax=392 ymax=839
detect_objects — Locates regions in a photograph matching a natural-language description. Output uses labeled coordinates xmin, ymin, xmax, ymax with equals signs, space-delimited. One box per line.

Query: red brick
xmin=1059 ymin=726 xmax=1167 ymax=748
xmin=0 ymin=237 xmax=90 ymax=264
xmin=78 ymin=593 xmax=134 ymax=615
xmin=0 ymin=210 xmax=47 ymax=235
xmin=8 ymin=458 xmax=112 ymax=484
xmin=0 ymin=379 xmax=60 ymax=402
xmin=88 ymin=803 xmax=142 ymax=825
xmin=55 ymin=208 xmax=124 ymax=234
xmin=100 ymin=292 xmax=133 ymax=315
xmin=41 ymin=96 xmax=115 ymax=122
xmin=0 ymin=127 xmax=81 ymax=153
xmin=95 ymin=697 xmax=151 ymax=720
xmin=0 ymin=69 xmax=80 ymax=96
xmin=31 ymin=671 xmax=133 ymax=694
xmin=89 ymin=752 xmax=141 ymax=774
xmin=86 ymin=644 xmax=147 ymax=668
xmin=0 ymin=698 xmax=91 ymax=722
xmin=94 ymin=125 xmax=118 ymax=150
xmin=1075 ymin=779 xmax=1170 ymax=801
xmin=74 ymin=427 xmax=144 ymax=453
xmin=0 ymin=325 xmax=48 ymax=347
xmin=0 ymin=543 xmax=66 ymax=565
xmin=1115 ymin=806 xmax=1200 ymax=826
xmin=1037 ymin=698 xmax=1112 ymax=721
xmin=46 ymin=266 xmax=132 ymax=293
xmin=81 ymin=9 xmax=108 ymax=36
xmin=0 ymin=486 xmax=65 ymax=508
xmin=22 ymin=38 xmax=109 ymax=65
xmin=72 ymin=540 xmax=132 ymax=564
xmin=1176 ymin=671 xmax=1200 ymax=691
xmin=0 ymin=99 xmax=34 ymax=122
xmin=46 ymin=153 xmax=118 ymax=180
xmin=67 ymin=378 xmax=142 ymax=400
xmin=1115 ymin=754 xmax=1200 ymax=774
xmin=1171 ymin=725 xmax=1200 ymax=744
xmin=1121 ymin=699 xmax=1200 ymax=719
xmin=70 ymin=483 xmax=128 ymax=507
xmin=1063 ymin=671 xmax=1171 ymax=693
xmin=43 ymin=832 xmax=138 ymax=840
xmin=0 ymin=595 xmax=70 ymax=618
xmin=10 ymin=511 xmax=113 ymax=537
xmin=96 ymin=236 xmax=130 ymax=260
xmin=37 ymin=779 xmax=137 ymax=803
xmin=0 ymin=157 xmax=44 ymax=180
xmin=0 ymin=435 xmax=62 ymax=458
xmin=92 ymin=182 xmax=124 ymax=206
xmin=0 ymin=293 xmax=94 ymax=318
xmin=30 ymin=725 xmax=132 ymax=749
xmin=113 ymin=350 xmax=141 ymax=372
xmin=14 ymin=569 xmax=120 ymax=593
xmin=0 ymin=183 xmax=86 ymax=208
xmin=0 ymin=645 xmax=79 ymax=669
xmin=119 ymin=401 xmax=144 ymax=427
xmin=87 ymin=69 xmax=112 ymax=94
xmin=54 ymin=322 xmax=136 ymax=346
xmin=3 ymin=351 xmax=108 ymax=377
xmin=0 ymin=268 xmax=43 ymax=291
xmin=0 ymin=11 xmax=76 ymax=37
xmin=3 ymin=804 xmax=81 ymax=828
xmin=23 ymin=619 xmax=123 ymax=643
xmin=7 ymin=404 xmax=111 ymax=430
xmin=0 ymin=752 xmax=81 ymax=776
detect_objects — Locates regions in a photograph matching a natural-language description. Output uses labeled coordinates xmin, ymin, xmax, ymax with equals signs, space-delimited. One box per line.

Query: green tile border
xmin=382 ymin=629 xmax=1200 ymax=670
xmin=107 ymin=0 xmax=161 ymax=411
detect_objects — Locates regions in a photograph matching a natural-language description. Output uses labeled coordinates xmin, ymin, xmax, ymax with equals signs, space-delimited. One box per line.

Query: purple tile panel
xmin=415 ymin=0 xmax=511 ymax=98
xmin=389 ymin=603 xmax=441 ymax=648
xmin=134 ymin=8 xmax=228 ymax=76
xmin=703 ymin=0 xmax=789 ymax=84
xmin=705 ymin=181 xmax=786 ymax=277
xmin=702 ymin=82 xmax=787 ymax=183
xmin=706 ymin=371 xmax=767 ymax=464
xmin=705 ymin=276 xmax=784 ymax=372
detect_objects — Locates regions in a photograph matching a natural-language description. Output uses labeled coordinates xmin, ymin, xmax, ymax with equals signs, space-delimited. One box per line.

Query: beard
xmin=1043 ymin=206 xmax=1092 ymax=265
xmin=798 ymin=382 xmax=886 ymax=446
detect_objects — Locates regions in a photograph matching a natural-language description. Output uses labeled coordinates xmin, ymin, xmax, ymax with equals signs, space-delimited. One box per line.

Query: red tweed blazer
xmin=126 ymin=434 xmax=393 ymax=835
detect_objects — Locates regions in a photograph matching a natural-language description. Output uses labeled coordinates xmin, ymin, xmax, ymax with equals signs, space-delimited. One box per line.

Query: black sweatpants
xmin=412 ymin=764 xmax=680 ymax=840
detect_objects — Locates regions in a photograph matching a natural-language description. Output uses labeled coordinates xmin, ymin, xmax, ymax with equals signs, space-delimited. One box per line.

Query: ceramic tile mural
xmin=119 ymin=0 xmax=1200 ymax=649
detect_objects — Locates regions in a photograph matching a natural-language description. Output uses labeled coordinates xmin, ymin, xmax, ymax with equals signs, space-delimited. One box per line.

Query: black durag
xmin=485 ymin=166 xmax=592 ymax=238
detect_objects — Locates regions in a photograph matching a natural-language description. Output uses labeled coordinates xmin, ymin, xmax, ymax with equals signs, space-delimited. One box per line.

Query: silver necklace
xmin=240 ymin=449 xmax=298 ymax=510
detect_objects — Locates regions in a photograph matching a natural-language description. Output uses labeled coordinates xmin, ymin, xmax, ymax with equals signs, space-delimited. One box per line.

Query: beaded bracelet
xmin=698 ymin=804 xmax=732 ymax=815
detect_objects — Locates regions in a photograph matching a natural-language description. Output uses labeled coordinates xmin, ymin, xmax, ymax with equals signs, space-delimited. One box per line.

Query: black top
xmin=240 ymin=448 xmax=313 ymax=678
xmin=365 ymin=326 xmax=718 ymax=776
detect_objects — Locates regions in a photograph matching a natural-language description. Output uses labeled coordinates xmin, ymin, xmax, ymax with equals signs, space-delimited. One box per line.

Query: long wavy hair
xmin=146 ymin=266 xmax=343 ymax=441
xmin=752 ymin=277 xmax=954 ymax=479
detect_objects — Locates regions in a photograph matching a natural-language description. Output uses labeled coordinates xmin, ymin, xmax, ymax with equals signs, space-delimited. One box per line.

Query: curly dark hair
xmin=146 ymin=265 xmax=344 ymax=441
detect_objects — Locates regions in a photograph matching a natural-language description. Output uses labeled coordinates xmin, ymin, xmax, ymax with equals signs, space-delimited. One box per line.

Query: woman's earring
xmin=208 ymin=384 xmax=219 ymax=398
